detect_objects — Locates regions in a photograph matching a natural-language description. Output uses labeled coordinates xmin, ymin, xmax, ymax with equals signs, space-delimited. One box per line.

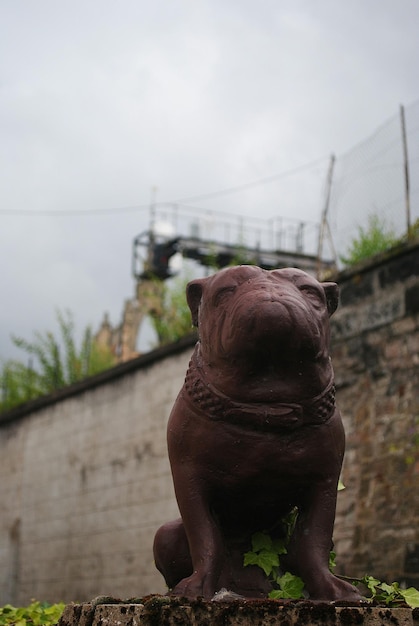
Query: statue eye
xmin=299 ymin=285 xmax=324 ymax=307
xmin=213 ymin=285 xmax=237 ymax=306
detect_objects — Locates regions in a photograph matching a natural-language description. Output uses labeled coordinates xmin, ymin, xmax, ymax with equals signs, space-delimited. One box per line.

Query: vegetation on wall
xmin=146 ymin=275 xmax=195 ymax=346
xmin=0 ymin=601 xmax=65 ymax=626
xmin=340 ymin=214 xmax=419 ymax=268
xmin=340 ymin=214 xmax=398 ymax=267
xmin=0 ymin=309 xmax=116 ymax=412
xmin=244 ymin=527 xmax=419 ymax=607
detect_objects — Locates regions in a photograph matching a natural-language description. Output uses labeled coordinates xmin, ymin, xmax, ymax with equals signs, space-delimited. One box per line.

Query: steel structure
xmin=132 ymin=230 xmax=334 ymax=280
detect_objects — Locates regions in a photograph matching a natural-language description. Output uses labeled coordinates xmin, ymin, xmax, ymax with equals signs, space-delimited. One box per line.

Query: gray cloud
xmin=1 ymin=0 xmax=418 ymax=360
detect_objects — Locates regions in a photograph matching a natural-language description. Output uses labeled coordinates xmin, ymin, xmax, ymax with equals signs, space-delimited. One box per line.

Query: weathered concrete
xmin=58 ymin=598 xmax=418 ymax=626
xmin=0 ymin=337 xmax=196 ymax=605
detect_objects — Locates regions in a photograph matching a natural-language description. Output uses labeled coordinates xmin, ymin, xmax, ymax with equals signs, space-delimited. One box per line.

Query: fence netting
xmin=326 ymin=99 xmax=419 ymax=265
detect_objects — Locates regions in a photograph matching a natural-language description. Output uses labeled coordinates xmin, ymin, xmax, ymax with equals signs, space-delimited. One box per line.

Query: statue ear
xmin=322 ymin=282 xmax=339 ymax=316
xmin=186 ymin=279 xmax=205 ymax=327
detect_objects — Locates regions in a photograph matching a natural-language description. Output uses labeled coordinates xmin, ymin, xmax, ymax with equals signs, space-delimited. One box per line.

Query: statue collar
xmin=183 ymin=348 xmax=336 ymax=431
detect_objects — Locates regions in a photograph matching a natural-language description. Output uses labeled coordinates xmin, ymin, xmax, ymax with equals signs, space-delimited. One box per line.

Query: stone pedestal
xmin=58 ymin=596 xmax=418 ymax=626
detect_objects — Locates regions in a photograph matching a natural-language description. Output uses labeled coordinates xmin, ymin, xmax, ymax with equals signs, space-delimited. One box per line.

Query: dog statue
xmin=153 ymin=265 xmax=360 ymax=601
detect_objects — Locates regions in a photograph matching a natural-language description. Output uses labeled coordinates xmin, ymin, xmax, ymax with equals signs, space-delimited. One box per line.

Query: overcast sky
xmin=1 ymin=0 xmax=418 ymax=362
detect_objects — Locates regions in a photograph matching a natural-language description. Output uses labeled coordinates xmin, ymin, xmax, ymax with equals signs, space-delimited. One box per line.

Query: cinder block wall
xmin=1 ymin=243 xmax=418 ymax=605
xmin=0 ymin=340 xmax=195 ymax=605
xmin=332 ymin=243 xmax=419 ymax=588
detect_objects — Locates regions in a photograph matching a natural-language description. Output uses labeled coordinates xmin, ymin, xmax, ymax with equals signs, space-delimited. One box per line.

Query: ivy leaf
xmin=251 ymin=532 xmax=273 ymax=552
xmin=359 ymin=576 xmax=419 ymax=607
xmin=380 ymin=582 xmax=397 ymax=597
xmin=270 ymin=572 xmax=305 ymax=599
xmin=0 ymin=603 xmax=65 ymax=626
xmin=271 ymin=537 xmax=288 ymax=556
xmin=362 ymin=575 xmax=381 ymax=595
xmin=400 ymin=587 xmax=419 ymax=608
xmin=243 ymin=549 xmax=279 ymax=577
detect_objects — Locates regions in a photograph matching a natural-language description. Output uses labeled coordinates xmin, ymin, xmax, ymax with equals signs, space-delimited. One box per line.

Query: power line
xmin=0 ymin=204 xmax=151 ymax=216
xmin=0 ymin=156 xmax=329 ymax=217
xmin=173 ymin=155 xmax=329 ymax=204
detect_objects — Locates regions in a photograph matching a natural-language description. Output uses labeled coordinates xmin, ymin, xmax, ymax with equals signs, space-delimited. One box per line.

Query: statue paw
xmin=309 ymin=573 xmax=362 ymax=602
xmin=171 ymin=572 xmax=216 ymax=600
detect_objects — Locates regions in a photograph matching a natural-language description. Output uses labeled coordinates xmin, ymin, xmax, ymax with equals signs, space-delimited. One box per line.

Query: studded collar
xmin=183 ymin=348 xmax=336 ymax=432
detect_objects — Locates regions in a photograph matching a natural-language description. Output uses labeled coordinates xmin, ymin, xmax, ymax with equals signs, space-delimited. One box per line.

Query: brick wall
xmin=0 ymin=244 xmax=418 ymax=605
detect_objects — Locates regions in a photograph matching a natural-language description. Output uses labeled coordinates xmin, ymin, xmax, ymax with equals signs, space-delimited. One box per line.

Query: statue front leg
xmin=290 ymin=480 xmax=361 ymax=601
xmin=170 ymin=468 xmax=225 ymax=599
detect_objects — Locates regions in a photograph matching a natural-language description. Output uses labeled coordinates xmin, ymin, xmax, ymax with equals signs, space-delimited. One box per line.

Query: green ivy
xmin=355 ymin=576 xmax=419 ymax=608
xmin=243 ymin=527 xmax=419 ymax=607
xmin=243 ymin=528 xmax=305 ymax=600
xmin=0 ymin=602 xmax=65 ymax=626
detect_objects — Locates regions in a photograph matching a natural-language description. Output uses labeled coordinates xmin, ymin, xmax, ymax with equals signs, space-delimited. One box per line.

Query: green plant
xmin=340 ymin=214 xmax=397 ymax=267
xmin=0 ymin=601 xmax=65 ymax=626
xmin=243 ymin=527 xmax=419 ymax=607
xmin=244 ymin=530 xmax=305 ymax=599
xmin=147 ymin=276 xmax=194 ymax=346
xmin=407 ymin=218 xmax=419 ymax=241
xmin=355 ymin=576 xmax=419 ymax=608
xmin=0 ymin=360 xmax=44 ymax=410
xmin=0 ymin=309 xmax=116 ymax=412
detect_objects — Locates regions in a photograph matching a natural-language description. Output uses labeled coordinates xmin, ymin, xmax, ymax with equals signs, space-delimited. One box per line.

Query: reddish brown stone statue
xmin=154 ymin=265 xmax=360 ymax=601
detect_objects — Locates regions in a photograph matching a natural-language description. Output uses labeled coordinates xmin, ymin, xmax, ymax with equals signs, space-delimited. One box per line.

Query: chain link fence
xmin=153 ymin=100 xmax=419 ymax=270
xmin=326 ymin=99 xmax=419 ymax=265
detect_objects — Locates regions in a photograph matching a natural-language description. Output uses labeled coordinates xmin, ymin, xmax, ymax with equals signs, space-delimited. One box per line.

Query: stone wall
xmin=0 ymin=243 xmax=418 ymax=605
xmin=332 ymin=242 xmax=419 ymax=588
xmin=0 ymin=339 xmax=195 ymax=606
